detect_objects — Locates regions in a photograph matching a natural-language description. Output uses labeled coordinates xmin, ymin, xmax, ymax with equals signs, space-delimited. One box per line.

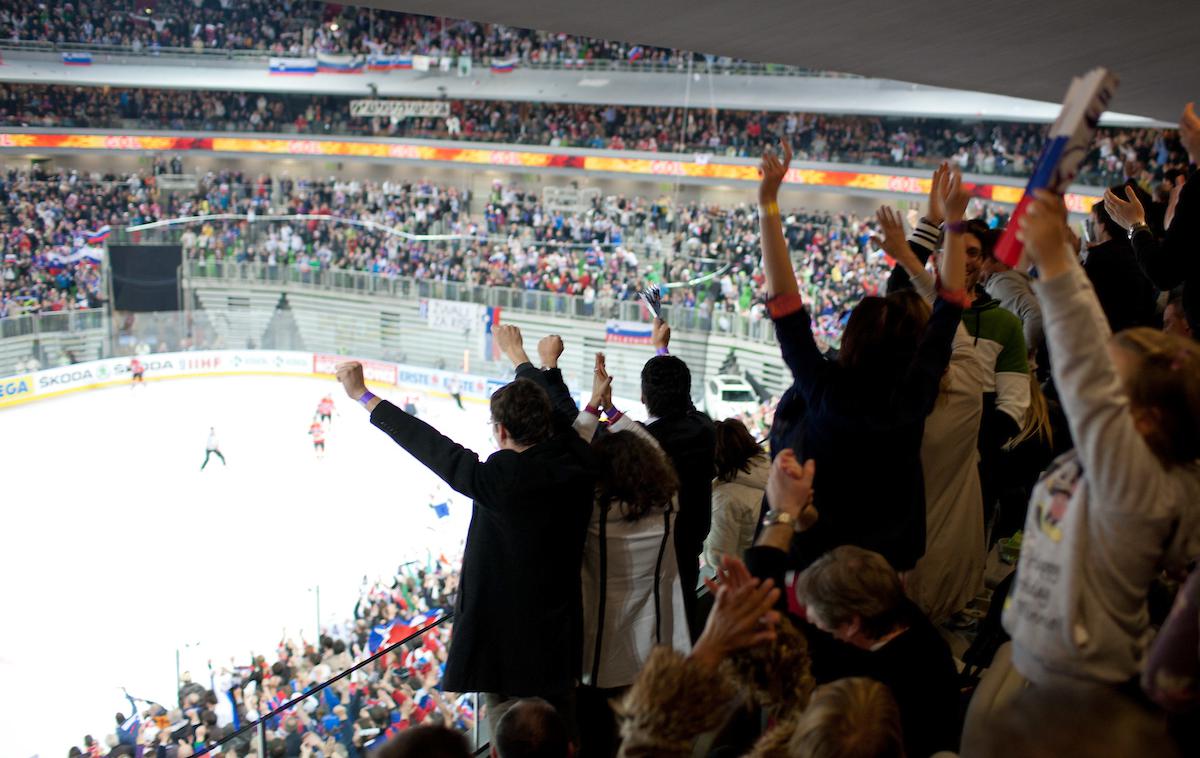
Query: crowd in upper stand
xmin=0 ymin=82 xmax=1185 ymax=187
xmin=0 ymin=0 xmax=733 ymax=65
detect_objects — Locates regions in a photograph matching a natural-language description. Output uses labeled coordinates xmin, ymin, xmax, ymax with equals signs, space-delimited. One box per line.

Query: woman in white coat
xmin=574 ymin=353 xmax=690 ymax=757
xmin=703 ymin=418 xmax=770 ymax=574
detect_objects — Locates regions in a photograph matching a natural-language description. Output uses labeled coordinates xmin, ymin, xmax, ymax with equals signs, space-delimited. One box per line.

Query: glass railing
xmin=183 ymin=259 xmax=782 ymax=345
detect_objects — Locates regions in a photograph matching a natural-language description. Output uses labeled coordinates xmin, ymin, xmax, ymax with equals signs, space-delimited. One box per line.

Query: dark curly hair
xmin=592 ymin=430 xmax=680 ymax=522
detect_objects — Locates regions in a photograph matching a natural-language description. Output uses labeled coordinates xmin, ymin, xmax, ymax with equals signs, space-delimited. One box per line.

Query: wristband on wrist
xmin=655 ymin=347 xmax=670 ymax=356
xmin=584 ymin=404 xmax=601 ymax=417
xmin=358 ymin=390 xmax=377 ymax=408
xmin=606 ymin=405 xmax=622 ymax=422
xmin=760 ymin=201 xmax=781 ymax=217
xmin=945 ymin=220 xmax=969 ymax=234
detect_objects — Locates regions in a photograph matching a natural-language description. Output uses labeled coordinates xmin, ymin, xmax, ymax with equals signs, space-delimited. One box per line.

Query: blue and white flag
xmin=490 ymin=56 xmax=517 ymax=74
xmin=368 ymin=55 xmax=412 ymax=71
xmin=317 ymin=52 xmax=365 ymax=74
xmin=268 ymin=57 xmax=317 ymax=75
xmin=62 ymin=52 xmax=93 ymax=66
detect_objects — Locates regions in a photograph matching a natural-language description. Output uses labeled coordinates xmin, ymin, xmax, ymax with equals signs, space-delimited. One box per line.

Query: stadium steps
xmin=192 ymin=289 xmax=286 ymax=349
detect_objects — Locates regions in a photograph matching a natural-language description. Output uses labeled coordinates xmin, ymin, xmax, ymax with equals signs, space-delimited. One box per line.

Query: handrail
xmin=194 ymin=612 xmax=455 ymax=757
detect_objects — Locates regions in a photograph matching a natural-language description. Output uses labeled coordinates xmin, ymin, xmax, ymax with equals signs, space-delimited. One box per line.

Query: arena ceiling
xmin=362 ymin=0 xmax=1198 ymax=124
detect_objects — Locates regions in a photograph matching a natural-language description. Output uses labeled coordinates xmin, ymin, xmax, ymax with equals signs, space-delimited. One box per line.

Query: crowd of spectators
xmin=0 ymin=82 xmax=1186 ymax=186
xmin=0 ymin=0 xmax=705 ymax=66
xmin=68 ymin=557 xmax=469 ymax=757
xmin=54 ymin=101 xmax=1200 ymax=758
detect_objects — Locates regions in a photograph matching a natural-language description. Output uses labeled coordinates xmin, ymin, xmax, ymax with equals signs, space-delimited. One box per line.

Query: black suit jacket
xmin=370 ymin=400 xmax=596 ymax=695
xmin=645 ymin=410 xmax=716 ymax=562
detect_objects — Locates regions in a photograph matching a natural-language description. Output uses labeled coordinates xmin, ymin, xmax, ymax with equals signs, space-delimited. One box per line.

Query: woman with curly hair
xmin=574 ymin=353 xmax=690 ymax=757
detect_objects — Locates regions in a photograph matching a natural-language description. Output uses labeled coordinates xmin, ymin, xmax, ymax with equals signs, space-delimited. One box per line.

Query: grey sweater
xmin=1002 ymin=265 xmax=1200 ymax=685
xmin=984 ymin=268 xmax=1044 ymax=362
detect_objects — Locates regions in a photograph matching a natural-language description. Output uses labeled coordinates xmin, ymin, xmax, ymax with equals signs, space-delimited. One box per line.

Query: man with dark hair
xmin=1084 ymin=195 xmax=1159 ymax=333
xmin=492 ymin=698 xmax=572 ymax=758
xmin=373 ymin=725 xmax=472 ymax=758
xmin=337 ymin=339 xmax=595 ymax=738
xmin=641 ymin=319 xmax=716 ymax=637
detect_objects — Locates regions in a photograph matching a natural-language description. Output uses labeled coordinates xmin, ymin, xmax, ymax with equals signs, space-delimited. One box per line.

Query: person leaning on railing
xmin=335 ymin=331 xmax=597 ymax=741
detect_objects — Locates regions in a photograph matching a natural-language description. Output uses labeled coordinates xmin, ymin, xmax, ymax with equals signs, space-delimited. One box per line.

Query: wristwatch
xmin=1128 ymin=222 xmax=1151 ymax=240
xmin=762 ymin=509 xmax=802 ymax=532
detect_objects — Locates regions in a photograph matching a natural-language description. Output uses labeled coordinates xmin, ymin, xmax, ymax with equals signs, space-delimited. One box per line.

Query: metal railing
xmin=183 ymin=259 xmax=781 ymax=344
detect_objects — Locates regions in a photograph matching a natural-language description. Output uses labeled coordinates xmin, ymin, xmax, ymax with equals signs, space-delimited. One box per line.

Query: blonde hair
xmin=788 ymin=677 xmax=906 ymax=758
xmin=1110 ymin=328 xmax=1200 ymax=466
xmin=1005 ymin=371 xmax=1054 ymax=451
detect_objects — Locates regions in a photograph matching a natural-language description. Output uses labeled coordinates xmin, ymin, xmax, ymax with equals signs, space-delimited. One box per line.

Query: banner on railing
xmin=0 ymin=374 xmax=34 ymax=407
xmin=62 ymin=52 xmax=93 ymax=66
xmin=367 ymin=55 xmax=413 ymax=71
xmin=421 ymin=299 xmax=486 ymax=333
xmin=349 ymin=100 xmax=450 ymax=120
xmin=605 ymin=320 xmax=653 ymax=345
xmin=490 ymin=57 xmax=518 ymax=74
xmin=316 ymin=52 xmax=365 ymax=74
xmin=269 ymin=57 xmax=317 ymax=75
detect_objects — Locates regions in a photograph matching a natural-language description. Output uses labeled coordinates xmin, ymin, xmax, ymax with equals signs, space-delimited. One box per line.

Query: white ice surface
xmin=0 ymin=375 xmax=492 ymax=758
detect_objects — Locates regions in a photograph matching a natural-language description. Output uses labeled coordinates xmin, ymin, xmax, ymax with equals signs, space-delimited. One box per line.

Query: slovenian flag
xmin=628 ymin=46 xmax=645 ymax=61
xmin=994 ymin=68 xmax=1118 ymax=267
xmin=368 ymin=55 xmax=412 ymax=71
xmin=605 ymin=320 xmax=654 ymax=345
xmin=86 ymin=225 xmax=111 ymax=244
xmin=482 ymin=306 xmax=502 ymax=360
xmin=490 ymin=57 xmax=517 ymax=73
xmin=62 ymin=52 xmax=93 ymax=66
xmin=269 ymin=57 xmax=317 ymax=75
xmin=317 ymin=52 xmax=365 ymax=74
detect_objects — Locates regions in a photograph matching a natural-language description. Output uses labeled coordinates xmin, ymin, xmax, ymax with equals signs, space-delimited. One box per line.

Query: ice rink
xmin=0 ymin=373 xmax=492 ymax=758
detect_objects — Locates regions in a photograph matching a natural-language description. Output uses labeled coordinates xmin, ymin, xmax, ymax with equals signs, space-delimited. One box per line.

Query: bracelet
xmin=762 ymin=509 xmax=800 ymax=532
xmin=584 ymin=404 xmax=601 ymax=417
xmin=945 ymin=221 xmax=969 ymax=234
xmin=1127 ymin=222 xmax=1150 ymax=240
xmin=358 ymin=390 xmax=377 ymax=408
xmin=655 ymin=347 xmax=670 ymax=356
xmin=607 ymin=405 xmax=623 ymax=422
xmin=760 ymin=201 xmax=781 ymax=217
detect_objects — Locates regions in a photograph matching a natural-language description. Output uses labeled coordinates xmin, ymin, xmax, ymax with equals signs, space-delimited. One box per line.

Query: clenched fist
xmin=335 ymin=361 xmax=368 ymax=401
xmin=538 ymin=334 xmax=565 ymax=368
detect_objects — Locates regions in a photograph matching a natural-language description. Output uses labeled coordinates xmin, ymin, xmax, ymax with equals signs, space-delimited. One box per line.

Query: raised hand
xmin=1181 ymin=102 xmax=1200 ymax=164
xmin=691 ymin=577 xmax=781 ymax=670
xmin=590 ymin=352 xmax=613 ymax=408
xmin=651 ymin=317 xmax=671 ymax=352
xmin=943 ymin=167 xmax=970 ymax=223
xmin=766 ymin=450 xmax=818 ymax=531
xmin=1165 ymin=174 xmax=1186 ymax=231
xmin=758 ymin=141 xmax=793 ymax=203
xmin=1017 ymin=189 xmax=1071 ymax=279
xmin=1103 ymin=185 xmax=1146 ymax=231
xmin=926 ymin=162 xmax=950 ymax=226
xmin=874 ymin=206 xmax=921 ymax=272
xmin=537 ymin=334 xmax=564 ymax=368
xmin=493 ymin=324 xmax=529 ymax=366
xmin=703 ymin=554 xmax=756 ymax=596
xmin=334 ymin=361 xmax=367 ymax=401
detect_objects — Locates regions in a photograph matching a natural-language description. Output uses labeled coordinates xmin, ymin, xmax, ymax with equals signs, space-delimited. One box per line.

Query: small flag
xmin=628 ymin=46 xmax=645 ymax=62
xmin=638 ymin=285 xmax=663 ymax=320
xmin=482 ymin=306 xmax=502 ymax=360
xmin=605 ymin=320 xmax=654 ymax=345
xmin=62 ymin=52 xmax=93 ymax=66
xmin=317 ymin=52 xmax=365 ymax=74
xmin=85 ymin=225 xmax=111 ymax=244
xmin=490 ymin=57 xmax=517 ymax=74
xmin=269 ymin=57 xmax=317 ymax=75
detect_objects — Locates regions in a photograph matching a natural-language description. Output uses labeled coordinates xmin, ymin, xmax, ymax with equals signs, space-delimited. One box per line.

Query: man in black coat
xmin=335 ymin=350 xmax=595 ymax=737
xmin=643 ymin=319 xmax=716 ymax=638
xmin=1083 ymin=200 xmax=1159 ymax=333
